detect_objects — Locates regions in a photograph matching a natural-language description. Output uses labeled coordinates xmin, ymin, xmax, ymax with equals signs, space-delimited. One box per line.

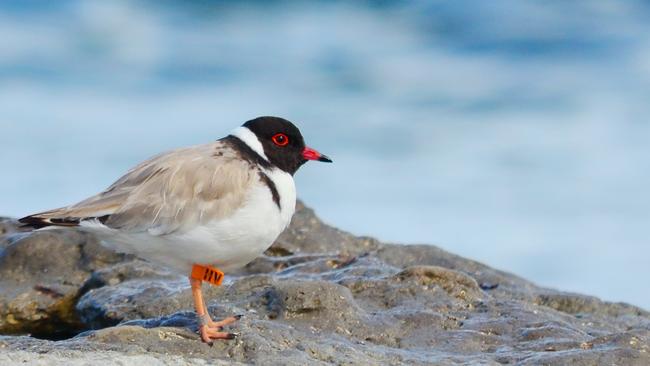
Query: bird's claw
xmin=198 ymin=314 xmax=242 ymax=343
xmin=199 ymin=325 xmax=239 ymax=343
xmin=205 ymin=314 xmax=242 ymax=329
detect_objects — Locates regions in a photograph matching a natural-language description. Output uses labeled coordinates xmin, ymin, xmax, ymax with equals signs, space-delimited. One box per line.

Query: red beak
xmin=302 ymin=147 xmax=333 ymax=163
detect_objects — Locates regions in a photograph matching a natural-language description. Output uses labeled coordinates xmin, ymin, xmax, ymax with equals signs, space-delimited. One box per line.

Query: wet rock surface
xmin=0 ymin=204 xmax=649 ymax=365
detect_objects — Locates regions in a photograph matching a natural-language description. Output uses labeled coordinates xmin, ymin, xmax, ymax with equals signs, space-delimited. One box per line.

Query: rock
xmin=0 ymin=229 xmax=125 ymax=339
xmin=267 ymin=201 xmax=380 ymax=256
xmin=0 ymin=202 xmax=649 ymax=365
xmin=0 ymin=217 xmax=21 ymax=250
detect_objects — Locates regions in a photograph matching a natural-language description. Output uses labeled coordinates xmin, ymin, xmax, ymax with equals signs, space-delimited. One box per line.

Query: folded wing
xmin=20 ymin=141 xmax=255 ymax=236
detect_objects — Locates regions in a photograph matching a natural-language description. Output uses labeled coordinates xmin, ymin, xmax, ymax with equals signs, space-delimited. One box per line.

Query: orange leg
xmin=189 ymin=276 xmax=241 ymax=343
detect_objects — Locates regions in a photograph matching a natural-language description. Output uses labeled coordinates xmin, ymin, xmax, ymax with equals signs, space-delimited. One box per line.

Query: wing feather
xmin=20 ymin=141 xmax=255 ymax=235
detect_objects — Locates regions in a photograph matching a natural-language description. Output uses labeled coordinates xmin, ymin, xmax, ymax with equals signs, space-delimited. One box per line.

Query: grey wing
xmin=20 ymin=142 xmax=256 ymax=235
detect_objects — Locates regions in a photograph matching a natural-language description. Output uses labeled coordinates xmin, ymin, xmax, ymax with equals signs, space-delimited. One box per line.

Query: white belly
xmin=87 ymin=169 xmax=297 ymax=275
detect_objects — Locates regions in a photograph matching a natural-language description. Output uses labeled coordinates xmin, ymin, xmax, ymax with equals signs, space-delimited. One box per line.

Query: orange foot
xmin=190 ymin=269 xmax=242 ymax=345
xmin=198 ymin=314 xmax=242 ymax=343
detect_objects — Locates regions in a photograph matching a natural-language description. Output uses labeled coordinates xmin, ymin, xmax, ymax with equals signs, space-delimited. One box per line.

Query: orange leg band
xmin=191 ymin=264 xmax=225 ymax=286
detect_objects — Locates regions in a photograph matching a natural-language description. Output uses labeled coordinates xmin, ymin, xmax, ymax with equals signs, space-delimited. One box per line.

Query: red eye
xmin=272 ymin=133 xmax=289 ymax=147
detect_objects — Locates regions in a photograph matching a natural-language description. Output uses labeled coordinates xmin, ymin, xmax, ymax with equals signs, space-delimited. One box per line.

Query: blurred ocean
xmin=1 ymin=1 xmax=649 ymax=308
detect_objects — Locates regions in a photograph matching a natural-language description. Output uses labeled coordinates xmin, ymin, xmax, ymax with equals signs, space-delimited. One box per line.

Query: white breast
xmin=95 ymin=168 xmax=297 ymax=274
xmin=263 ymin=167 xmax=297 ymax=227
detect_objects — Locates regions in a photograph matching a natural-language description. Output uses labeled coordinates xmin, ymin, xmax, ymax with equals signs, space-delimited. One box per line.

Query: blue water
xmin=1 ymin=1 xmax=649 ymax=309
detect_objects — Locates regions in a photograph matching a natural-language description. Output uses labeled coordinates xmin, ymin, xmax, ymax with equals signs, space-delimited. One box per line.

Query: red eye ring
xmin=272 ymin=133 xmax=289 ymax=147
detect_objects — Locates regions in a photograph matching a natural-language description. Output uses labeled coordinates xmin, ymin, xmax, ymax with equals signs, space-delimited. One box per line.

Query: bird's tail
xmin=18 ymin=209 xmax=82 ymax=230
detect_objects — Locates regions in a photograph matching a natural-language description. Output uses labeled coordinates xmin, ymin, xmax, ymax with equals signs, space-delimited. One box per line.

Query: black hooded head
xmin=242 ymin=116 xmax=308 ymax=175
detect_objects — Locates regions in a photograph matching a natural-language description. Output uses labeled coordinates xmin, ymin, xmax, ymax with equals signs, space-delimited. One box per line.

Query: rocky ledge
xmin=0 ymin=203 xmax=648 ymax=365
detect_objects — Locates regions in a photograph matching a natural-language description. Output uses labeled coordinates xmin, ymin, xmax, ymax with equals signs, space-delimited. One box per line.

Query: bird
xmin=19 ymin=116 xmax=332 ymax=343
